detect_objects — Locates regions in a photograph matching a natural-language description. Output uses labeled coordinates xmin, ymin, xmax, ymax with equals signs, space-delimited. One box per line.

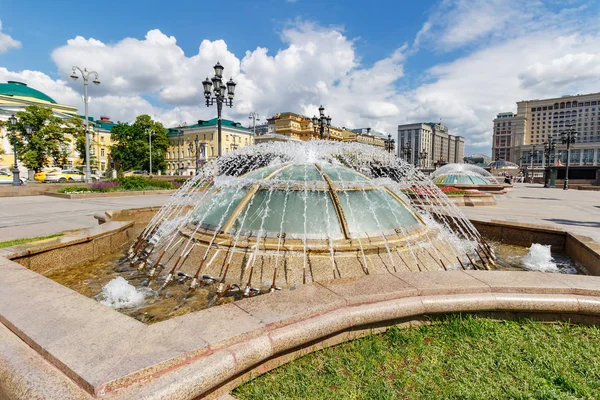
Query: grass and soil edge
xmin=234 ymin=314 xmax=600 ymax=399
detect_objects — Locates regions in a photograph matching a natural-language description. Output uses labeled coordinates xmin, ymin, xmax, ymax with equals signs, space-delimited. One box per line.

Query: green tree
xmin=110 ymin=115 xmax=169 ymax=173
xmin=62 ymin=116 xmax=100 ymax=170
xmin=4 ymin=105 xmax=69 ymax=172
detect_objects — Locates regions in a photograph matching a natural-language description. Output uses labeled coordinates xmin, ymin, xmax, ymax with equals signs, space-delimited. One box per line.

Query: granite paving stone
xmin=465 ymin=270 xmax=572 ymax=293
xmin=148 ymin=303 xmax=263 ymax=353
xmin=234 ymin=283 xmax=346 ymax=328
xmin=551 ymin=273 xmax=600 ymax=296
xmin=395 ymin=270 xmax=491 ymax=295
xmin=318 ymin=274 xmax=418 ymax=305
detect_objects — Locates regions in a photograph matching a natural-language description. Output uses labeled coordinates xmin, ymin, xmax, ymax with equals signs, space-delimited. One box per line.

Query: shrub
xmin=116 ymin=176 xmax=174 ymax=191
xmin=57 ymin=186 xmax=88 ymax=194
xmin=91 ymin=181 xmax=120 ymax=192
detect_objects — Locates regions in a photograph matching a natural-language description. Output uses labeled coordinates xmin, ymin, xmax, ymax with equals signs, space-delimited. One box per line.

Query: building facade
xmin=397 ymin=122 xmax=464 ymax=167
xmin=165 ymin=118 xmax=255 ymax=175
xmin=258 ymin=112 xmax=386 ymax=148
xmin=493 ymin=93 xmax=600 ymax=170
xmin=0 ymin=80 xmax=115 ymax=175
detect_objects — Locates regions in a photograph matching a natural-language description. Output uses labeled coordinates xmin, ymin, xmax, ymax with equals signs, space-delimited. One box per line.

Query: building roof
xmin=167 ymin=118 xmax=250 ymax=136
xmin=78 ymin=115 xmax=116 ymax=132
xmin=94 ymin=120 xmax=116 ymax=131
xmin=0 ymin=81 xmax=57 ymax=104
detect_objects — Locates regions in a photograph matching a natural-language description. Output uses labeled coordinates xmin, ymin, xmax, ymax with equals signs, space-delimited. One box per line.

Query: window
xmin=100 ymin=148 xmax=105 ymax=157
xmin=101 ymin=136 xmax=105 ymax=142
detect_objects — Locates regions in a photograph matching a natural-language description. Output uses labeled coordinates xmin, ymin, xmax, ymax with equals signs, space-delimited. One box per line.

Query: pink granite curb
xmin=3 ymin=262 xmax=599 ymax=400
xmin=101 ymin=273 xmax=600 ymax=400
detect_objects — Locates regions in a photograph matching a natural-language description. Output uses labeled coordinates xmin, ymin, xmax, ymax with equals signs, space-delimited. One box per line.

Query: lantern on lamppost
xmin=528 ymin=145 xmax=538 ymax=184
xmin=70 ymin=66 xmax=100 ymax=183
xmin=543 ymin=138 xmax=556 ymax=188
xmin=202 ymin=62 xmax=236 ymax=157
xmin=384 ymin=134 xmax=395 ymax=154
xmin=312 ymin=105 xmax=331 ymax=139
xmin=560 ymin=124 xmax=578 ymax=190
xmin=419 ymin=151 xmax=428 ymax=168
xmin=188 ymin=136 xmax=206 ymax=173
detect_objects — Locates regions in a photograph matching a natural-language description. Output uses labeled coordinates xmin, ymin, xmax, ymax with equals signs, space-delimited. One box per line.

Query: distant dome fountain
xmin=127 ymin=141 xmax=495 ymax=299
xmin=431 ymin=163 xmax=500 ymax=185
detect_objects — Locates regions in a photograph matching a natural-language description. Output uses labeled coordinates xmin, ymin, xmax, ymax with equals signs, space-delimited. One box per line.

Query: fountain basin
xmin=1 ymin=259 xmax=600 ymax=400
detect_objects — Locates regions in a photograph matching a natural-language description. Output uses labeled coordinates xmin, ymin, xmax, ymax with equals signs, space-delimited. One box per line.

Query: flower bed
xmin=402 ymin=185 xmax=486 ymax=197
xmin=57 ymin=176 xmax=176 ymax=194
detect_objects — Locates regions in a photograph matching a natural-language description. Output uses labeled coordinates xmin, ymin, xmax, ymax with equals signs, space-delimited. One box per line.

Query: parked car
xmin=44 ymin=169 xmax=99 ymax=183
xmin=34 ymin=168 xmax=61 ymax=182
xmin=0 ymin=173 xmax=27 ymax=185
xmin=122 ymin=170 xmax=148 ymax=177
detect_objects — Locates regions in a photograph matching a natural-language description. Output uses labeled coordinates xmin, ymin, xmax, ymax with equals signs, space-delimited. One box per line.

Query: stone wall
xmin=0 ymin=182 xmax=90 ymax=197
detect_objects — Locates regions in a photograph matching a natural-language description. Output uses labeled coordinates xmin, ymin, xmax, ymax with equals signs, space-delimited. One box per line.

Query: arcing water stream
xmin=126 ymin=141 xmax=495 ymax=299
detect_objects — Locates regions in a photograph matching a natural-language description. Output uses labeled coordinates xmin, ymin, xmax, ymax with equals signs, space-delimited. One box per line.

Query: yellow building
xmin=0 ymin=81 xmax=76 ymax=171
xmin=88 ymin=116 xmax=116 ymax=173
xmin=259 ymin=112 xmax=386 ymax=148
xmin=0 ymin=80 xmax=115 ymax=174
xmin=166 ymin=118 xmax=255 ymax=175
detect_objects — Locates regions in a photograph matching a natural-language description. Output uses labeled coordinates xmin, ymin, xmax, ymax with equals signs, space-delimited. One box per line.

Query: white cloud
xmin=2 ymin=1 xmax=600 ymax=154
xmin=412 ymin=0 xmax=589 ymax=52
xmin=0 ymin=20 xmax=22 ymax=54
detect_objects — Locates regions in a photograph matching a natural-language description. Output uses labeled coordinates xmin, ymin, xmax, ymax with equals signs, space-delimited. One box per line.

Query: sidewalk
xmin=461 ymin=183 xmax=600 ymax=242
xmin=0 ymin=195 xmax=170 ymax=241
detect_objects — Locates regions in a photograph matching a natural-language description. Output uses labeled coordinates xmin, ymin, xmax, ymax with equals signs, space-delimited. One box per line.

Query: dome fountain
xmin=431 ymin=163 xmax=508 ymax=194
xmin=126 ymin=141 xmax=495 ymax=300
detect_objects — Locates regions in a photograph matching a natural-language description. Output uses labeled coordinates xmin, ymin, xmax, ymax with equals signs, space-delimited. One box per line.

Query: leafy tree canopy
xmin=4 ymin=105 xmax=69 ymax=172
xmin=110 ymin=115 xmax=169 ymax=173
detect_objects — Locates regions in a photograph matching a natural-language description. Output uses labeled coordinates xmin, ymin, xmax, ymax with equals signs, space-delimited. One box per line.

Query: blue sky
xmin=1 ymin=0 xmax=435 ymax=72
xmin=1 ymin=0 xmax=600 ymax=154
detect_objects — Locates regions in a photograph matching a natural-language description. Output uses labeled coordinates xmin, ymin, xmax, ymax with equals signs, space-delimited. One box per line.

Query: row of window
xmin=530 ymin=100 xmax=600 ymax=111
xmin=522 ymin=149 xmax=598 ymax=163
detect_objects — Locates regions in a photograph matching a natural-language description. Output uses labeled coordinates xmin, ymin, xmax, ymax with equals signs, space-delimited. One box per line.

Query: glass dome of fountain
xmin=431 ymin=163 xmax=499 ymax=186
xmin=191 ymin=163 xmax=421 ymax=241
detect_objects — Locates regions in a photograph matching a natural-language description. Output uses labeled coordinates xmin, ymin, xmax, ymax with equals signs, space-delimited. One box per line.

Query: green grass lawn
xmin=0 ymin=233 xmax=63 ymax=249
xmin=233 ymin=315 xmax=600 ymax=400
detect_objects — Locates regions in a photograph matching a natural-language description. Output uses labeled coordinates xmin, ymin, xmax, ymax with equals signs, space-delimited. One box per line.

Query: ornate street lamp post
xmin=249 ymin=112 xmax=260 ymax=137
xmin=400 ymin=139 xmax=412 ymax=164
xmin=70 ymin=66 xmax=100 ymax=183
xmin=528 ymin=145 xmax=537 ymax=184
xmin=188 ymin=136 xmax=206 ymax=173
xmin=384 ymin=134 xmax=395 ymax=154
xmin=202 ymin=62 xmax=236 ymax=157
xmin=312 ymin=105 xmax=332 ymax=139
xmin=176 ymin=130 xmax=184 ymax=175
xmin=419 ymin=151 xmax=428 ymax=168
xmin=561 ymin=124 xmax=578 ymax=190
xmin=543 ymin=138 xmax=556 ymax=188
xmin=146 ymin=128 xmax=154 ymax=175
xmin=8 ymin=114 xmax=20 ymax=186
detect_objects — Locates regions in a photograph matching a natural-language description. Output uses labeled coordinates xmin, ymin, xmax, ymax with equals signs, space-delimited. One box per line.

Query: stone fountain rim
xmin=0 ymin=211 xmax=599 ymax=399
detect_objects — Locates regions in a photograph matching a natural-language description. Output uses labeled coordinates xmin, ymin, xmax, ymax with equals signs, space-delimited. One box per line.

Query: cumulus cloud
xmin=0 ymin=20 xmax=22 ymax=53
xmin=3 ymin=1 xmax=600 ymax=153
xmin=412 ymin=0 xmax=590 ymax=52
